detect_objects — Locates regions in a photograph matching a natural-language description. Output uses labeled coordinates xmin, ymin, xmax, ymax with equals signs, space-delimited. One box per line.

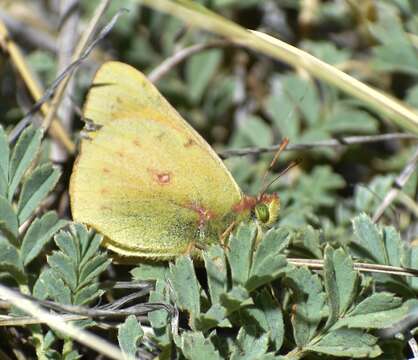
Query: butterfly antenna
xmin=259 ymin=159 xmax=300 ymax=196
xmin=260 ymin=138 xmax=289 ymax=192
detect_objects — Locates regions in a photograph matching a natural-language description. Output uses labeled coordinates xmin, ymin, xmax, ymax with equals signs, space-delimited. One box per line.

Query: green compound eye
xmin=255 ymin=203 xmax=269 ymax=223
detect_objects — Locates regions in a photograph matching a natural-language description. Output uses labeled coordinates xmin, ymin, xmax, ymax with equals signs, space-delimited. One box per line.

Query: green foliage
xmin=118 ymin=315 xmax=144 ymax=360
xmin=34 ymin=224 xmax=109 ymax=305
xmin=2 ymin=0 xmax=418 ymax=359
xmin=0 ymin=125 xmax=66 ymax=284
xmin=0 ymin=126 xmax=111 ymax=358
xmin=130 ymin=219 xmax=417 ymax=359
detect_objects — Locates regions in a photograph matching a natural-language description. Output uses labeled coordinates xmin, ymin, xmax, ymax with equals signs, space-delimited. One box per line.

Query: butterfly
xmin=70 ymin=61 xmax=281 ymax=259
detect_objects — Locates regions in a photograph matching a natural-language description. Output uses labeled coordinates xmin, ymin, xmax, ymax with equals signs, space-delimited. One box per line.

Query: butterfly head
xmin=254 ymin=193 xmax=280 ymax=226
xmin=233 ymin=193 xmax=280 ymax=227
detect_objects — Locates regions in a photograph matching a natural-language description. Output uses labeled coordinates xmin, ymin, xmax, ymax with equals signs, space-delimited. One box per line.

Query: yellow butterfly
xmin=70 ymin=61 xmax=279 ymax=259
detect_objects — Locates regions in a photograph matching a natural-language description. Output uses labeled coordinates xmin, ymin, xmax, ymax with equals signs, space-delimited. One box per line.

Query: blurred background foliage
xmin=0 ymin=0 xmax=417 ymax=260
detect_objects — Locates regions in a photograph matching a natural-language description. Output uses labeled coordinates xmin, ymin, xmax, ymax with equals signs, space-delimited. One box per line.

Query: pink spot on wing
xmin=147 ymin=168 xmax=172 ymax=185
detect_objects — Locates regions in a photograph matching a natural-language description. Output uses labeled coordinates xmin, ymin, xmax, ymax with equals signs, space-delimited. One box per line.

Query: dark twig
xmin=218 ymin=133 xmax=418 ymax=158
xmin=0 ymin=284 xmax=125 ymax=360
xmin=52 ymin=0 xmax=80 ymax=163
xmin=8 ymin=7 xmax=127 ymax=144
xmin=148 ymin=40 xmax=229 ymax=83
xmin=372 ymin=145 xmax=418 ymax=222
xmin=0 ymin=284 xmax=171 ymax=327
xmin=288 ymin=258 xmax=418 ymax=277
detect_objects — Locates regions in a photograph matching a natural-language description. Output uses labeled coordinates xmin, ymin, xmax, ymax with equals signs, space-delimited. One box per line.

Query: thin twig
xmin=372 ymin=145 xmax=418 ymax=222
xmin=41 ymin=0 xmax=112 ymax=135
xmin=219 ymin=133 xmax=418 ymax=158
xmin=288 ymin=258 xmax=418 ymax=277
xmin=148 ymin=40 xmax=229 ymax=83
xmin=0 ymin=283 xmax=172 ymax=327
xmin=0 ymin=284 xmax=126 ymax=360
xmin=8 ymin=6 xmax=126 ymax=144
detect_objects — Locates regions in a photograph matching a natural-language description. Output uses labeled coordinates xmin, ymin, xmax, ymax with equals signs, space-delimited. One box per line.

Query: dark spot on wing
xmin=184 ymin=138 xmax=196 ymax=148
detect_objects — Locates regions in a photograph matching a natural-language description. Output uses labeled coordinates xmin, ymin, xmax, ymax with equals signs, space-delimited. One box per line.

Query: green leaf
xmin=236 ymin=116 xmax=273 ymax=147
xmin=118 ymin=315 xmax=144 ymax=360
xmin=196 ymin=303 xmax=230 ymax=331
xmin=17 ymin=163 xmax=60 ymax=224
xmin=253 ymin=289 xmax=284 ymax=351
xmin=227 ymin=223 xmax=257 ymax=286
xmin=169 ymin=256 xmax=200 ymax=326
xmin=335 ymin=297 xmax=413 ymax=330
xmin=246 ymin=254 xmax=287 ymax=291
xmin=0 ymin=195 xmax=18 ymax=238
xmin=351 ymin=292 xmax=402 ymax=316
xmin=352 ymin=214 xmax=387 ymax=264
xmin=323 ymin=246 xmax=359 ymax=327
xmin=230 ymin=326 xmax=269 ymax=360
xmin=203 ymin=245 xmax=227 ymax=304
xmin=47 ymin=252 xmax=77 ymax=291
xmin=282 ymin=75 xmax=320 ymax=125
xmin=186 ymin=49 xmax=222 ymax=103
xmin=0 ymin=126 xmax=9 ymax=197
xmin=291 ymin=226 xmax=323 ymax=258
xmin=333 ymin=247 xmax=358 ymax=315
xmin=8 ymin=126 xmax=42 ymax=201
xmin=179 ymin=331 xmax=222 ymax=360
xmin=287 ymin=267 xmax=326 ymax=347
xmin=306 ymin=328 xmax=381 ymax=357
xmin=247 ymin=228 xmax=289 ymax=291
xmin=371 ymin=20 xmax=418 ymax=75
xmin=78 ymin=228 xmax=103 ymax=268
xmin=266 ymin=76 xmax=300 ymax=139
xmin=220 ymin=286 xmax=252 ymax=313
xmin=21 ymin=211 xmax=68 ymax=266
xmin=324 ymin=107 xmax=378 ymax=134
xmin=0 ymin=237 xmax=25 ymax=282
xmin=74 ymin=283 xmax=103 ymax=306
xmin=78 ymin=253 xmax=111 ymax=289
xmin=382 ymin=226 xmax=404 ymax=268
xmin=131 ymin=263 xmax=169 ymax=282
xmin=148 ymin=279 xmax=171 ymax=347
xmin=354 ymin=175 xmax=393 ymax=213
xmin=33 ymin=268 xmax=72 ymax=304
xmin=291 ymin=166 xmax=345 ymax=208
xmin=55 ymin=230 xmax=80 ymax=265
xmin=73 ymin=223 xmax=92 ymax=257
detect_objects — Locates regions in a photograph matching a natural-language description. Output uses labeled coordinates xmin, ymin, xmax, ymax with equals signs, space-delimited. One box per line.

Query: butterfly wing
xmin=70 ymin=62 xmax=242 ymax=258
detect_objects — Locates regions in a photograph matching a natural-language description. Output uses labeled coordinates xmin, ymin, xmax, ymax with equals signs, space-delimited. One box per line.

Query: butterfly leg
xmin=220 ymin=221 xmax=236 ymax=249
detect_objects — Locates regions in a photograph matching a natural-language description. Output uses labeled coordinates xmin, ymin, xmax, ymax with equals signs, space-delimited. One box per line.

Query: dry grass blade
xmin=139 ymin=0 xmax=418 ymax=134
xmin=0 ymin=20 xmax=75 ymax=152
xmin=288 ymin=258 xmax=418 ymax=277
